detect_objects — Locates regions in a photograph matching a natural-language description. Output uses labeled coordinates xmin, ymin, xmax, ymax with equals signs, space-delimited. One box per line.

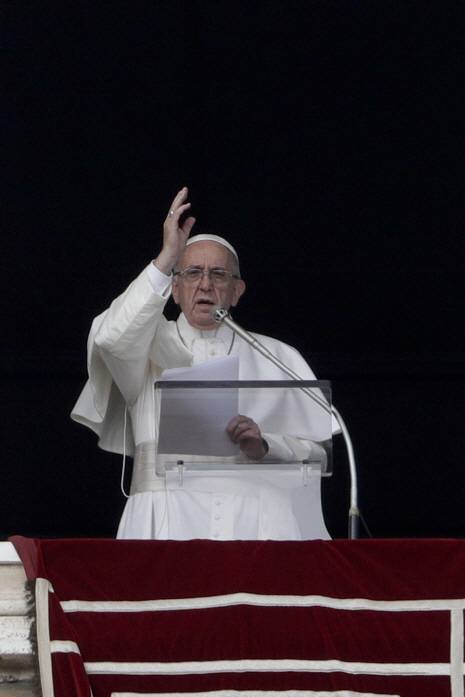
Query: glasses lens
xmin=210 ymin=270 xmax=230 ymax=287
xmin=184 ymin=269 xmax=203 ymax=284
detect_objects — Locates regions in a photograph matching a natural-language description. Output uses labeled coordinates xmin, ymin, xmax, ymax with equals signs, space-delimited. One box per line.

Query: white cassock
xmin=72 ymin=263 xmax=337 ymax=541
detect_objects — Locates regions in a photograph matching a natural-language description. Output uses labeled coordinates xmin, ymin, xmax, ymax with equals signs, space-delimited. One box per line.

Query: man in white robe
xmin=72 ymin=187 xmax=334 ymax=540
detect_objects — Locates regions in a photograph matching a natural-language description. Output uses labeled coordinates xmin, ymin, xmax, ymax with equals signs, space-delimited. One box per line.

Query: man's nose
xmin=198 ymin=271 xmax=213 ymax=290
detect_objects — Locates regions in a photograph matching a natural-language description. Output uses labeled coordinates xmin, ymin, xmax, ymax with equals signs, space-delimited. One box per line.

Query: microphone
xmin=210 ymin=306 xmax=272 ymax=355
xmin=210 ymin=305 xmax=360 ymax=539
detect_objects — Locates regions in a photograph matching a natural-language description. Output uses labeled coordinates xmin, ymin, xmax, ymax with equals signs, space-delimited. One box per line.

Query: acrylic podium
xmin=154 ymin=379 xmax=332 ymax=540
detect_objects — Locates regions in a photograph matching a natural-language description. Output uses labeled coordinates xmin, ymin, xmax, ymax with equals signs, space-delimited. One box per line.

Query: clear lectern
xmin=154 ymin=380 xmax=332 ymax=540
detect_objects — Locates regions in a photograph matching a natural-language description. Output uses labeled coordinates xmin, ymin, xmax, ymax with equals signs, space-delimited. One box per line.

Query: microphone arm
xmin=211 ymin=307 xmax=330 ymax=411
xmin=211 ymin=305 xmax=360 ymax=539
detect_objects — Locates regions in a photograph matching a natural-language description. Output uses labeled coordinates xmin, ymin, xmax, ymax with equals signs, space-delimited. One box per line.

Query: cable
xmin=120 ymin=406 xmax=130 ymax=499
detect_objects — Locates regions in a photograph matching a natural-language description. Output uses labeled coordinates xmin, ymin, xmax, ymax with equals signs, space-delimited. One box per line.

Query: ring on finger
xmin=167 ymin=210 xmax=175 ymax=217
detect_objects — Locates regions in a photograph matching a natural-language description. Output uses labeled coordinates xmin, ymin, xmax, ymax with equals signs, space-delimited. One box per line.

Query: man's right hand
xmin=154 ymin=187 xmax=196 ymax=275
xmin=227 ymin=414 xmax=269 ymax=461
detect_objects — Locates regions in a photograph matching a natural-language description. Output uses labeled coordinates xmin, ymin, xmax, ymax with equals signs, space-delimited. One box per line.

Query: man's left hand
xmin=226 ymin=414 xmax=269 ymax=460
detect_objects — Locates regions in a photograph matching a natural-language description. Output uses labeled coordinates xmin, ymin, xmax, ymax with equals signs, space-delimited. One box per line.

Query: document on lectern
xmin=157 ymin=354 xmax=240 ymax=456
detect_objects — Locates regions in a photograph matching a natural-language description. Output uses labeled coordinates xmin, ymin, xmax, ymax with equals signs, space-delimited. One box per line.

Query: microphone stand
xmin=211 ymin=306 xmax=360 ymax=540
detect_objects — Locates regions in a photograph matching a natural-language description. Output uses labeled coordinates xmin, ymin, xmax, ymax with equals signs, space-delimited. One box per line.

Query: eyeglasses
xmin=173 ymin=267 xmax=239 ymax=287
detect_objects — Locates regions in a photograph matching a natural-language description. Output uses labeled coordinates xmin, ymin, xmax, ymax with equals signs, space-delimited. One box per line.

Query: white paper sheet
xmin=157 ymin=355 xmax=240 ymax=456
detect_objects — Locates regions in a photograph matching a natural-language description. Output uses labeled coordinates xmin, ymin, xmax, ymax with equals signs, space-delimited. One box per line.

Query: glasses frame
xmin=173 ymin=267 xmax=240 ymax=287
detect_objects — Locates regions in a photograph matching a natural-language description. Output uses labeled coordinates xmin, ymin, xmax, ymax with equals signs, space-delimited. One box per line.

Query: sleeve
xmin=94 ymin=264 xmax=172 ymax=406
xmin=71 ymin=264 xmax=176 ymax=454
xmin=261 ymin=434 xmax=328 ymax=471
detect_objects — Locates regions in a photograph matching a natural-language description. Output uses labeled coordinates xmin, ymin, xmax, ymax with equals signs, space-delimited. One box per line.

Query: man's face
xmin=172 ymin=241 xmax=246 ymax=330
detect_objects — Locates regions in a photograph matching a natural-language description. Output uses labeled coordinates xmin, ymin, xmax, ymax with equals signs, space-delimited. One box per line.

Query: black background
xmin=2 ymin=1 xmax=464 ymax=540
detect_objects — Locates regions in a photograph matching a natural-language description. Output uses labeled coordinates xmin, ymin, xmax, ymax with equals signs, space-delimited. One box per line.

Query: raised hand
xmin=227 ymin=414 xmax=269 ymax=460
xmin=155 ymin=187 xmax=196 ymax=275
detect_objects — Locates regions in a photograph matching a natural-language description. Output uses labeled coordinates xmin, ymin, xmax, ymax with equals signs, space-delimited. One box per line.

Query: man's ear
xmin=231 ymin=279 xmax=246 ymax=307
xmin=172 ymin=279 xmax=180 ymax=305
